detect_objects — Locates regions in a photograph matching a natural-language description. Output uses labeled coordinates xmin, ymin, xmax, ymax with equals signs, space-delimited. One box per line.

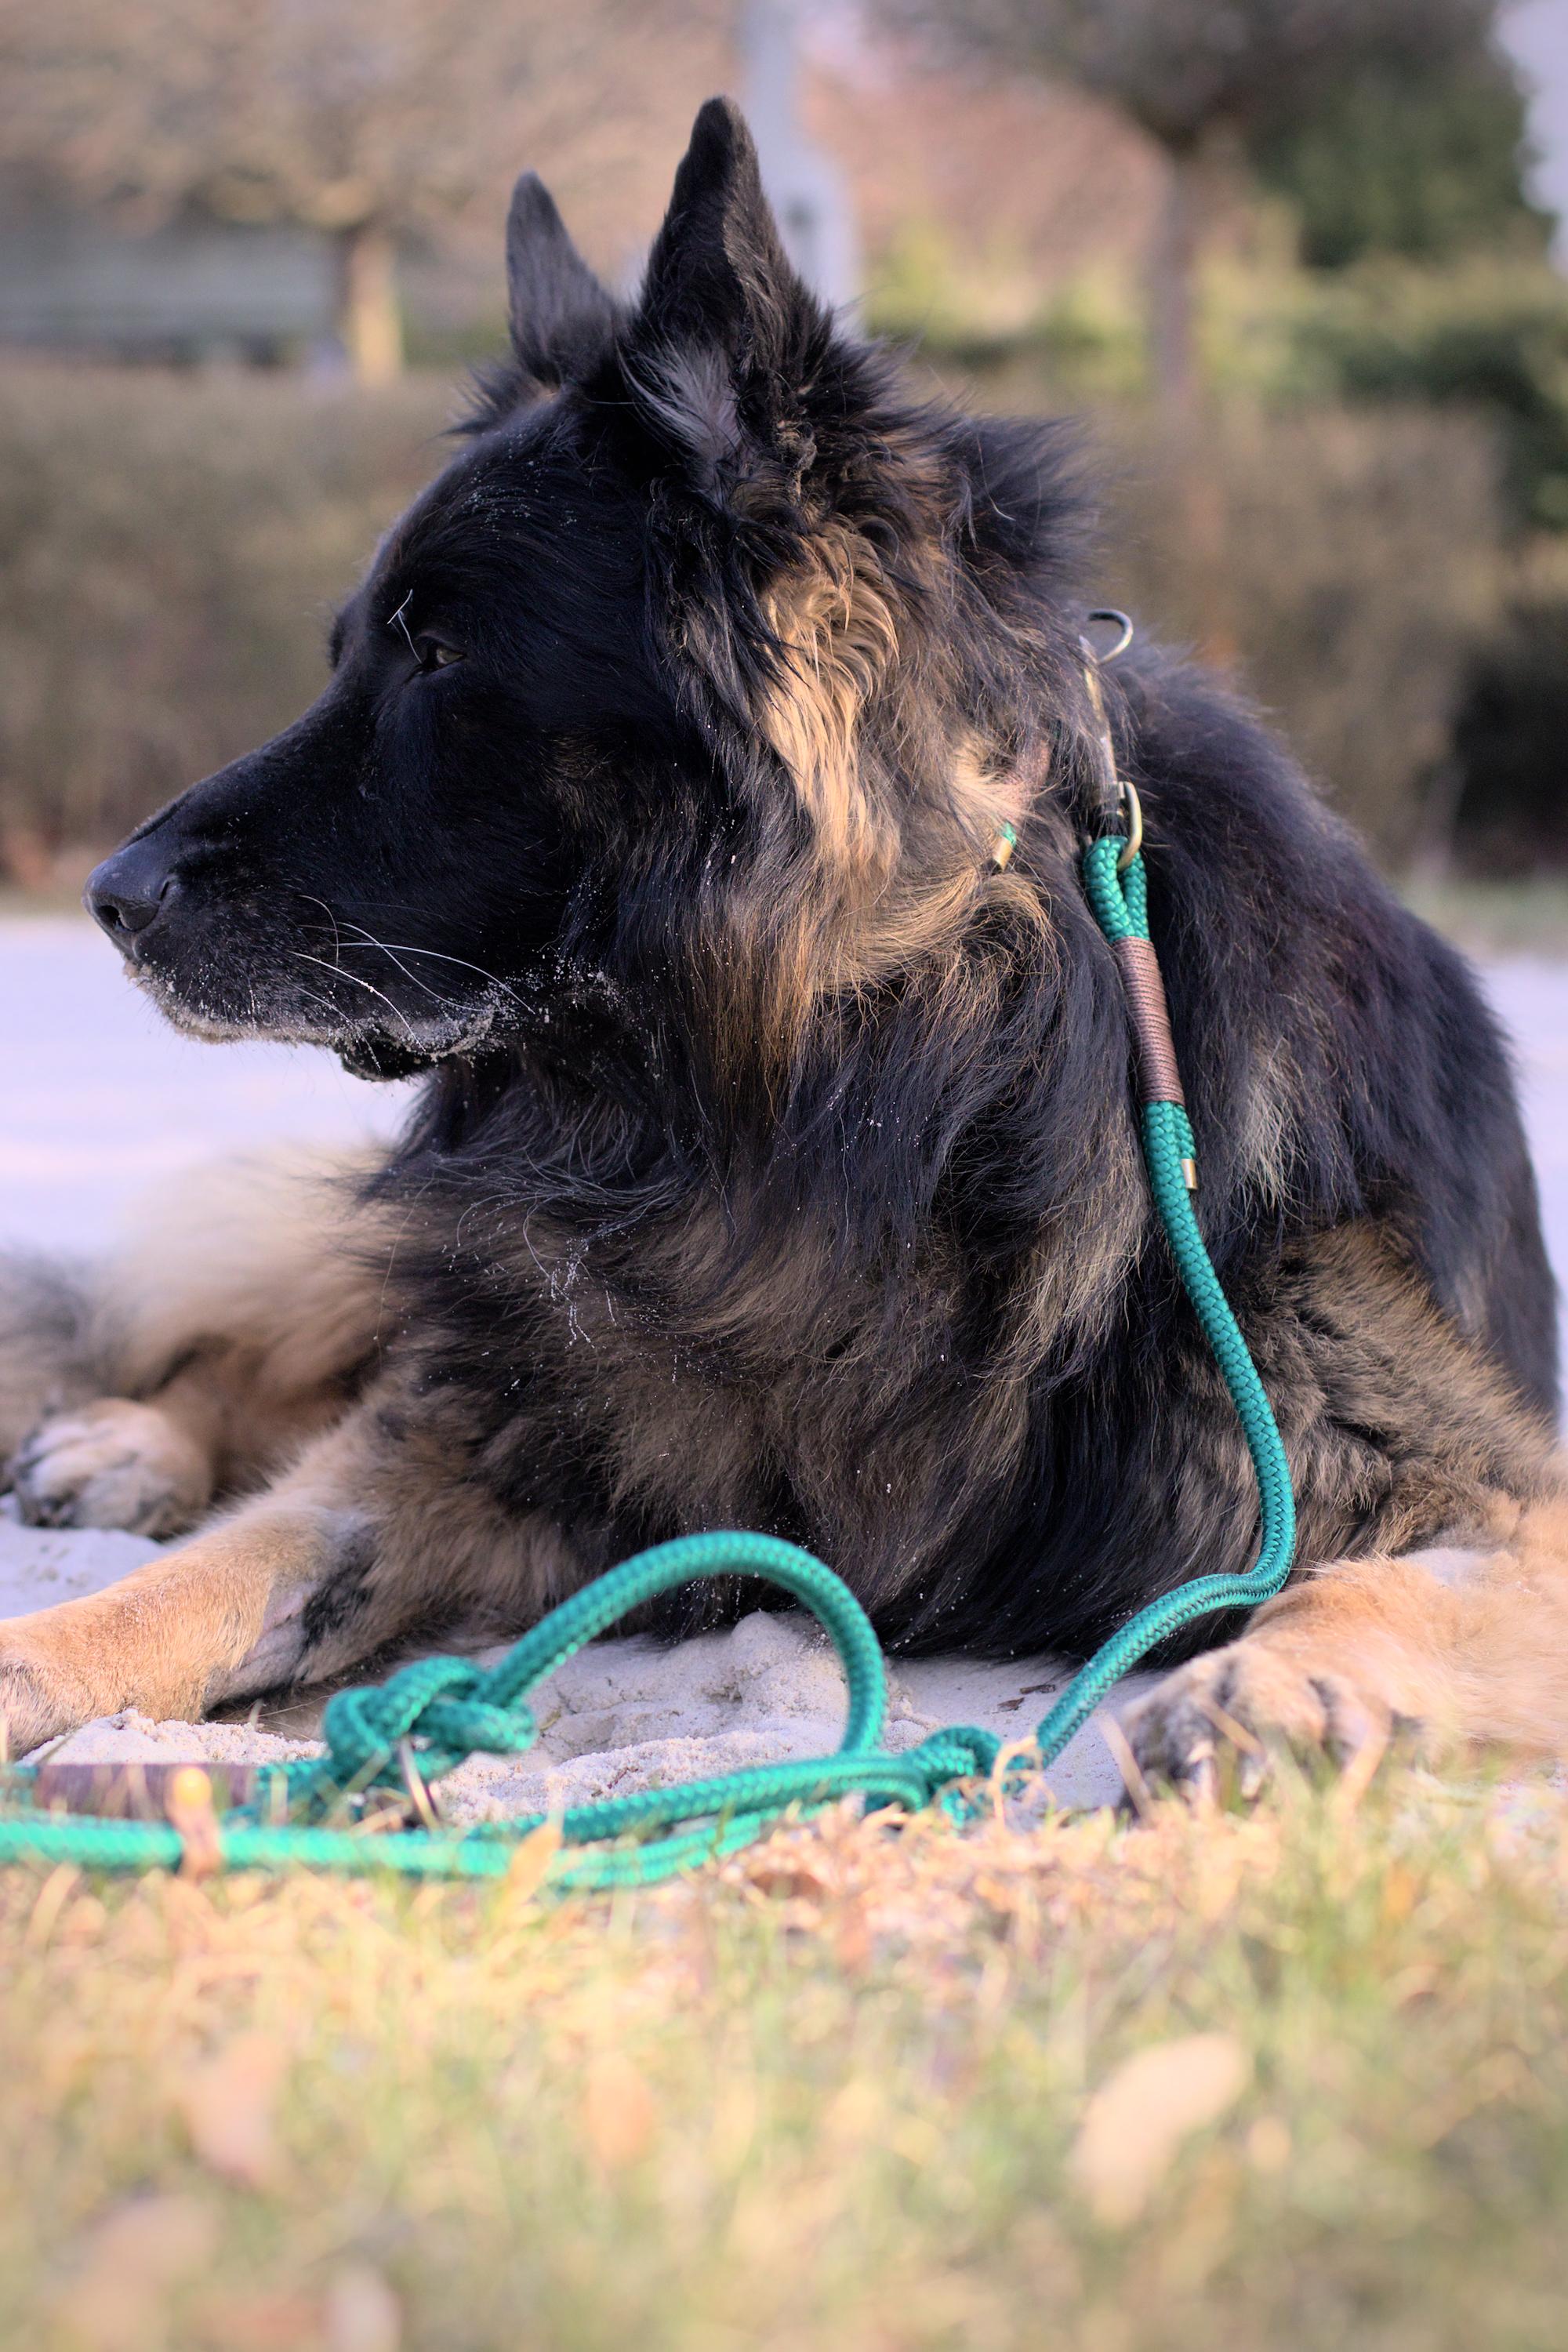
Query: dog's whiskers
xmin=289 ymin=949 xmax=419 ymax=1043
xmin=299 ymin=895 xmax=343 ymax=964
xmin=334 ymin=927 xmax=531 ymax=1014
xmin=332 ymin=928 xmax=452 ymax=1010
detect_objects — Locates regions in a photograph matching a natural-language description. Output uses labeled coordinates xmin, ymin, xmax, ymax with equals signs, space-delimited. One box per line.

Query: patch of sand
xmin=2 ymin=1513 xmax=1145 ymax=1816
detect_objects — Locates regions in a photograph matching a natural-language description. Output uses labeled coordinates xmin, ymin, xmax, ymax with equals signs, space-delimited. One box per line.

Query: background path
xmin=0 ymin=914 xmax=405 ymax=1254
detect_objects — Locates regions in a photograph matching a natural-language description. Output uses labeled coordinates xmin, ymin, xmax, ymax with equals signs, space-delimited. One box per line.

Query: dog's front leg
xmin=0 ymin=1408 xmax=401 ymax=1752
xmin=1123 ymin=1479 xmax=1568 ymax=1797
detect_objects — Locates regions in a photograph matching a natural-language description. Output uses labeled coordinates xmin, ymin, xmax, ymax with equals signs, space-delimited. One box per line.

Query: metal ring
xmin=1084 ymin=608 xmax=1134 ymax=664
xmin=1116 ymin=779 xmax=1143 ymax=871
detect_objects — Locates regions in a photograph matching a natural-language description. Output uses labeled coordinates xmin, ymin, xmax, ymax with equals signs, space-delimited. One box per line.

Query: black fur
xmin=85 ymin=98 xmax=1558 ymax=1663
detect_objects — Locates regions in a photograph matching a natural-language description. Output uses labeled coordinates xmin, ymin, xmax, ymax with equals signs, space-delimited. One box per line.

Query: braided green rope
xmin=0 ymin=840 xmax=1295 ymax=1889
xmin=1032 ymin=840 xmax=1298 ymax=1762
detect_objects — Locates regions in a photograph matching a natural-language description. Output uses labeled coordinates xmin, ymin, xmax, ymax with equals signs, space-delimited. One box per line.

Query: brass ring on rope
xmin=1116 ymin=779 xmax=1143 ymax=871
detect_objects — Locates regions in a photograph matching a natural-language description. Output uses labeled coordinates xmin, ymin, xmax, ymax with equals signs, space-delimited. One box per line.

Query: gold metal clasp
xmin=1080 ymin=613 xmax=1140 ymax=859
xmin=1116 ymin=779 xmax=1143 ymax=872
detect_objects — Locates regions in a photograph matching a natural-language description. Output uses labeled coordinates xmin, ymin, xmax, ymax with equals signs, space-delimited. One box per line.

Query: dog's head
xmin=86 ymin=98 xmax=1087 ymax=1084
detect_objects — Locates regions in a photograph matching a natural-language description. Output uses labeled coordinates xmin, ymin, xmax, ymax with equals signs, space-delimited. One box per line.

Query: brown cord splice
xmin=1111 ymin=937 xmax=1187 ymax=1109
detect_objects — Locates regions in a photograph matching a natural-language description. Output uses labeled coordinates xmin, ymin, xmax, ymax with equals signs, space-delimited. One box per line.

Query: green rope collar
xmin=0 ymin=837 xmax=1297 ymax=1891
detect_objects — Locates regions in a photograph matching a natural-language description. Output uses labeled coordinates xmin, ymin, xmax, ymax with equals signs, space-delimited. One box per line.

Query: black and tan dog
xmin=2 ymin=100 xmax=1565 ymax=1790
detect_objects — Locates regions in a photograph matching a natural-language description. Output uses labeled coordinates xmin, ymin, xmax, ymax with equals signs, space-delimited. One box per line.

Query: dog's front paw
xmin=8 ymin=1399 xmax=212 ymax=1538
xmin=0 ymin=1635 xmax=92 ymax=1755
xmin=1122 ymin=1640 xmax=1399 ymax=1802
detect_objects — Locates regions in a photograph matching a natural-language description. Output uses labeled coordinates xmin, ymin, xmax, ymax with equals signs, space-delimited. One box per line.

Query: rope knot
xmin=316 ymin=1652 xmax=539 ymax=1798
xmin=901 ymin=1723 xmax=1002 ymax=1807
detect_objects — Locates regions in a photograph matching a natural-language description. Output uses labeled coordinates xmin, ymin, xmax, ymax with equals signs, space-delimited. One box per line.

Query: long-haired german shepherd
xmin=2 ymin=100 xmax=1565 ymax=1791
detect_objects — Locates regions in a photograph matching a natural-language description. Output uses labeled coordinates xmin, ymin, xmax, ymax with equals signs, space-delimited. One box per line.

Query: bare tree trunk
xmin=1149 ymin=141 xmax=1235 ymax=660
xmin=1148 ymin=145 xmax=1201 ymax=423
xmin=336 ymin=220 xmax=403 ymax=385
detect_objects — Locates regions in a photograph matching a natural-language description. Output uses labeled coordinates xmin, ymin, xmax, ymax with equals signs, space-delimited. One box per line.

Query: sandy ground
xmin=0 ymin=1509 xmax=1145 ymax=1813
xmin=3 ymin=915 xmax=1566 ymax=1817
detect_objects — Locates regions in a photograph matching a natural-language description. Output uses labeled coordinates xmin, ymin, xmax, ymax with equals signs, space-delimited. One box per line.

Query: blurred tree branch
xmin=0 ymin=0 xmax=718 ymax=379
xmin=876 ymin=0 xmax=1501 ymax=416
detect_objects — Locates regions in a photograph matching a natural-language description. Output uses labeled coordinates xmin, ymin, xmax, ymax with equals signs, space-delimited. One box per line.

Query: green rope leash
xmin=0 ymin=837 xmax=1296 ymax=1890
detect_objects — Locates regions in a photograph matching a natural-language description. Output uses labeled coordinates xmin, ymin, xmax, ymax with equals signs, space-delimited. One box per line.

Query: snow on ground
xmin=2 ymin=913 xmax=1564 ymax=1813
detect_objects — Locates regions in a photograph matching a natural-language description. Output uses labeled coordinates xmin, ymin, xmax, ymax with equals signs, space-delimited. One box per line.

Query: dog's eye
xmin=414 ymin=635 xmax=464 ymax=675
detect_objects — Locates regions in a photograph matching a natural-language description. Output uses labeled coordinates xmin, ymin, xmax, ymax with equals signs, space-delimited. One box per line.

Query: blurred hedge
xmin=0 ymin=360 xmax=1503 ymax=877
xmin=1450 ymin=546 xmax=1568 ymax=876
xmin=0 ymin=365 xmax=448 ymax=875
xmin=1295 ymin=260 xmax=1568 ymax=533
xmin=1104 ymin=403 xmax=1501 ymax=860
xmin=942 ymin=358 xmax=1503 ymax=861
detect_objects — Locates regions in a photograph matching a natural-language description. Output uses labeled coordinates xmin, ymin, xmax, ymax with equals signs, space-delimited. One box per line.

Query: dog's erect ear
xmin=506 ymin=172 xmax=617 ymax=389
xmin=625 ymin=96 xmax=828 ymax=493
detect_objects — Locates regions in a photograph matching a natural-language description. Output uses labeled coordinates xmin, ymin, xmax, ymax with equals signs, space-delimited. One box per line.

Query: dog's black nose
xmin=84 ymin=840 xmax=177 ymax=953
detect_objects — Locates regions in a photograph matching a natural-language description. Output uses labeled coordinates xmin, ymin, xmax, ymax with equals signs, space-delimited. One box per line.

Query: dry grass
xmin=3 ymin=1768 xmax=1568 ymax=2350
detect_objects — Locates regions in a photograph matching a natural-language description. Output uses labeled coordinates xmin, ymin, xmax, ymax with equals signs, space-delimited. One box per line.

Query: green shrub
xmin=866 ymin=240 xmax=1149 ymax=403
xmin=1293 ymin=259 xmax=1568 ymax=532
xmin=1255 ymin=56 xmax=1548 ymax=272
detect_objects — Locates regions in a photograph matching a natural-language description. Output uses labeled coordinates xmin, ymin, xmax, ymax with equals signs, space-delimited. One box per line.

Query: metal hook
xmin=1083 ymin=608 xmax=1134 ymax=664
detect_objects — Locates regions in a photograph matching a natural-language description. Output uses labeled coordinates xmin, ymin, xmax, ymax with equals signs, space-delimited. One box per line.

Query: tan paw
xmin=8 ymin=1399 xmax=212 ymax=1538
xmin=1122 ymin=1639 xmax=1401 ymax=1802
xmin=0 ymin=1632 xmax=94 ymax=1755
